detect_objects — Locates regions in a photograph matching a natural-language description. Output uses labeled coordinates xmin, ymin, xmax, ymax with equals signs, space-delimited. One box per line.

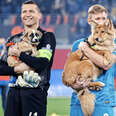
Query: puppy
xmin=7 ymin=29 xmax=42 ymax=68
xmin=62 ymin=19 xmax=115 ymax=116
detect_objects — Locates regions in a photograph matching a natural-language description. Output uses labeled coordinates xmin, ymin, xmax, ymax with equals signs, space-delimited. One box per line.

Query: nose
xmin=95 ymin=38 xmax=99 ymax=41
xmin=98 ymin=20 xmax=105 ymax=25
xmin=25 ymin=11 xmax=31 ymax=17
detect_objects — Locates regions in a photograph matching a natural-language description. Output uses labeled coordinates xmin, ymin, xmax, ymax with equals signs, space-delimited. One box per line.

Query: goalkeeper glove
xmin=16 ymin=71 xmax=41 ymax=87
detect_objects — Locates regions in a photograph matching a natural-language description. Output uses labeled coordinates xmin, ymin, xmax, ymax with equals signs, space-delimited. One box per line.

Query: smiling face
xmin=21 ymin=4 xmax=41 ymax=28
xmin=88 ymin=11 xmax=107 ymax=25
xmin=88 ymin=4 xmax=108 ymax=25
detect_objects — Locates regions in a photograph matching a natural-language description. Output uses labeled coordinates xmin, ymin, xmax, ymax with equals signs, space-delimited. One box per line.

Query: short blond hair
xmin=88 ymin=4 xmax=107 ymax=18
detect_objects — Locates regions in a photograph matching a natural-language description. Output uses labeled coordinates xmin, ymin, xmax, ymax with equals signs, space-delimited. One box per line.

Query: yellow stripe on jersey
xmin=37 ymin=49 xmax=52 ymax=61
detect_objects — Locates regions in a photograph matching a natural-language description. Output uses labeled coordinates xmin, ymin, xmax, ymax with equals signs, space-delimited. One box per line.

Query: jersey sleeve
xmin=37 ymin=32 xmax=56 ymax=61
xmin=112 ymin=38 xmax=116 ymax=55
xmin=72 ymin=39 xmax=84 ymax=52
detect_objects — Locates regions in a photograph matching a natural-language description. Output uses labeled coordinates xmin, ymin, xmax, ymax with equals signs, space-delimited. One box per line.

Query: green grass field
xmin=0 ymin=97 xmax=4 ymax=116
xmin=0 ymin=97 xmax=71 ymax=116
xmin=47 ymin=97 xmax=71 ymax=116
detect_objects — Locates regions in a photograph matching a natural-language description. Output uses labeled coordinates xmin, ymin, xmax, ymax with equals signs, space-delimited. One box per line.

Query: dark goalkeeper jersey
xmin=0 ymin=27 xmax=56 ymax=90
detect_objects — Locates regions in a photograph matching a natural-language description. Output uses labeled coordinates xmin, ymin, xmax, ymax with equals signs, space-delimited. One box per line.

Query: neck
xmin=24 ymin=23 xmax=39 ymax=33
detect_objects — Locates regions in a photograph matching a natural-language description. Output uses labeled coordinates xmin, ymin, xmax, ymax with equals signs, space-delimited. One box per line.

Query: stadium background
xmin=0 ymin=0 xmax=116 ymax=116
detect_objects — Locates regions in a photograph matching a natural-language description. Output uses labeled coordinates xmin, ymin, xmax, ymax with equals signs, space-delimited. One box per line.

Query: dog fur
xmin=7 ymin=30 xmax=42 ymax=69
xmin=62 ymin=19 xmax=115 ymax=116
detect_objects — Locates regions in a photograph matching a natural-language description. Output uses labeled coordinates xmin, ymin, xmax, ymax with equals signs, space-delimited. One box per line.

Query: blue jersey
xmin=72 ymin=38 xmax=116 ymax=106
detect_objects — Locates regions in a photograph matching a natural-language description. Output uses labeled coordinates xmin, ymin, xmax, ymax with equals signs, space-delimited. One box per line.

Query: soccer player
xmin=0 ymin=0 xmax=56 ymax=116
xmin=70 ymin=4 xmax=116 ymax=116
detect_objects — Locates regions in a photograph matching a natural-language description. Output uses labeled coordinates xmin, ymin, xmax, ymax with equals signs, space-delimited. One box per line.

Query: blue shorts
xmin=70 ymin=92 xmax=115 ymax=116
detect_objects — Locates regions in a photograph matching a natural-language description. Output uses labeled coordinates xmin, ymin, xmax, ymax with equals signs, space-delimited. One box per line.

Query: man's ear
xmin=88 ymin=18 xmax=91 ymax=25
xmin=38 ymin=12 xmax=42 ymax=20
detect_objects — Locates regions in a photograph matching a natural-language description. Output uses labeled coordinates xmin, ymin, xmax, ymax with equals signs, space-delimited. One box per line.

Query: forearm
xmin=19 ymin=52 xmax=49 ymax=72
xmin=14 ymin=62 xmax=30 ymax=74
xmin=103 ymin=54 xmax=116 ymax=70
xmin=82 ymin=47 xmax=115 ymax=70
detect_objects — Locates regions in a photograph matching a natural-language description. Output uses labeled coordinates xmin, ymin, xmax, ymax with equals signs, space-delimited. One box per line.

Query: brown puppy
xmin=62 ymin=19 xmax=115 ymax=116
xmin=7 ymin=29 xmax=42 ymax=69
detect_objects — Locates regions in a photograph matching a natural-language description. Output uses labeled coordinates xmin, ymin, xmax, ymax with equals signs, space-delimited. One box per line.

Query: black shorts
xmin=5 ymin=87 xmax=47 ymax=116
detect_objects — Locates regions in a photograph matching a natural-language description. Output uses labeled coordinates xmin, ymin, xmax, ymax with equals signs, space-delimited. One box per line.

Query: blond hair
xmin=88 ymin=4 xmax=107 ymax=18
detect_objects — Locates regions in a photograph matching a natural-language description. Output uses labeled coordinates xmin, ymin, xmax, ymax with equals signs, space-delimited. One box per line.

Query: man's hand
xmin=14 ymin=63 xmax=30 ymax=73
xmin=16 ymin=71 xmax=41 ymax=87
xmin=79 ymin=42 xmax=89 ymax=52
xmin=71 ymin=77 xmax=90 ymax=91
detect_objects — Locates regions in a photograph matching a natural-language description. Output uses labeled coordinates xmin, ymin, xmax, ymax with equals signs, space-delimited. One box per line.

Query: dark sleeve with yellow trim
xmin=19 ymin=32 xmax=56 ymax=73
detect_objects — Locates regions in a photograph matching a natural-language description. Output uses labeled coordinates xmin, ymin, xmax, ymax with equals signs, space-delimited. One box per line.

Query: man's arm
xmin=79 ymin=42 xmax=116 ymax=70
xmin=71 ymin=41 xmax=116 ymax=90
xmin=9 ymin=32 xmax=56 ymax=73
xmin=0 ymin=60 xmax=17 ymax=75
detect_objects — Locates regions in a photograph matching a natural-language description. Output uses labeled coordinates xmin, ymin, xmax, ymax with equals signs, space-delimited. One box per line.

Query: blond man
xmin=70 ymin=4 xmax=116 ymax=116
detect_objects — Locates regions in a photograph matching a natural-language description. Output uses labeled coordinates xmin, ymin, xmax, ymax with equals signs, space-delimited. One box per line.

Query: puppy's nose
xmin=95 ymin=38 xmax=99 ymax=41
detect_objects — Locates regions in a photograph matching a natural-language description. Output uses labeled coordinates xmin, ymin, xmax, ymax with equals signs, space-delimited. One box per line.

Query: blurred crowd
xmin=0 ymin=0 xmax=115 ymax=15
xmin=0 ymin=0 xmax=116 ymax=45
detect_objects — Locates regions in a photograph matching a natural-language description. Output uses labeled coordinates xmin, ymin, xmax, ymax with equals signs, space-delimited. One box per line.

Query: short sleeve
xmin=112 ymin=38 xmax=116 ymax=55
xmin=72 ymin=39 xmax=84 ymax=52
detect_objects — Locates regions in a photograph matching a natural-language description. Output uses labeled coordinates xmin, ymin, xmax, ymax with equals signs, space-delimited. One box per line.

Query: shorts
xmin=70 ymin=92 xmax=115 ymax=116
xmin=4 ymin=87 xmax=47 ymax=116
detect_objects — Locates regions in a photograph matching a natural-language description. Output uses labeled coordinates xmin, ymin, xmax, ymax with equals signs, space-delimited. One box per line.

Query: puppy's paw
xmin=89 ymin=86 xmax=102 ymax=91
xmin=89 ymin=81 xmax=105 ymax=91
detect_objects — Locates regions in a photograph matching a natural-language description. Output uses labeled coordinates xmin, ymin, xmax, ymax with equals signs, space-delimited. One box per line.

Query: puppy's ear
xmin=105 ymin=18 xmax=114 ymax=30
xmin=89 ymin=20 xmax=98 ymax=27
xmin=37 ymin=30 xmax=43 ymax=38
xmin=105 ymin=18 xmax=115 ymax=38
xmin=89 ymin=20 xmax=98 ymax=32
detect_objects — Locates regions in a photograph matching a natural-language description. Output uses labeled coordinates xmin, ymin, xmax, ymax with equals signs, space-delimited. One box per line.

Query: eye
xmin=101 ymin=30 xmax=104 ymax=33
xmin=22 ymin=10 xmax=26 ymax=13
xmin=102 ymin=17 xmax=106 ymax=20
xmin=29 ymin=10 xmax=35 ymax=13
xmin=96 ymin=31 xmax=98 ymax=34
xmin=95 ymin=17 xmax=100 ymax=20
xmin=107 ymin=32 xmax=111 ymax=35
xmin=29 ymin=33 xmax=34 ymax=39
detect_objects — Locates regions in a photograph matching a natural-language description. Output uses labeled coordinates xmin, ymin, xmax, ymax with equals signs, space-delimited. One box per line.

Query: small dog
xmin=7 ymin=30 xmax=42 ymax=87
xmin=62 ymin=19 xmax=115 ymax=116
xmin=7 ymin=29 xmax=42 ymax=68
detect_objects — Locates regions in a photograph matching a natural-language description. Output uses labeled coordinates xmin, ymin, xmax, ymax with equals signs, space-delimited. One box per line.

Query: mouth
xmin=25 ymin=18 xmax=32 ymax=21
xmin=96 ymin=40 xmax=104 ymax=43
xmin=95 ymin=38 xmax=106 ymax=43
xmin=24 ymin=17 xmax=33 ymax=22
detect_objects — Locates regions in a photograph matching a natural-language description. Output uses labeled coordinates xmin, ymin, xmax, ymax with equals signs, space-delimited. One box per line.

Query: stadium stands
xmin=0 ymin=0 xmax=115 ymax=46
